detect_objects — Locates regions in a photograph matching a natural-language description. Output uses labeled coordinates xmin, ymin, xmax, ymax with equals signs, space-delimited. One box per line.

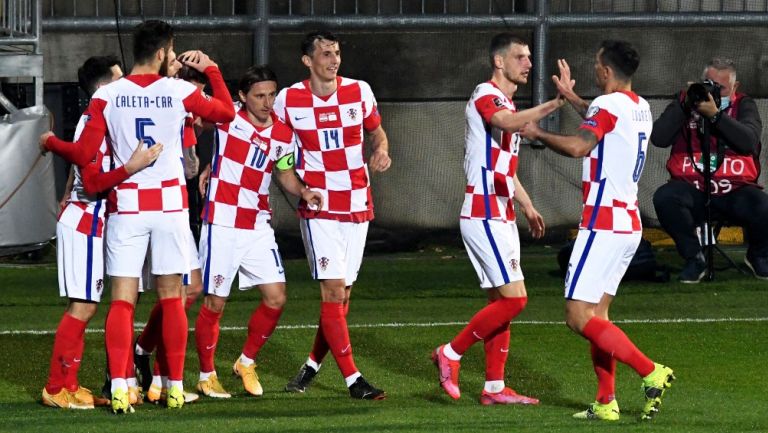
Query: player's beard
xmin=158 ymin=48 xmax=170 ymax=77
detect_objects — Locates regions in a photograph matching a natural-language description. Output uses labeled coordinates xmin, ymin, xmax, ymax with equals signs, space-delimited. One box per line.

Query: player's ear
xmin=238 ymin=90 xmax=247 ymax=103
xmin=493 ymin=54 xmax=504 ymax=70
xmin=301 ymin=54 xmax=312 ymax=68
xmin=156 ymin=46 xmax=166 ymax=64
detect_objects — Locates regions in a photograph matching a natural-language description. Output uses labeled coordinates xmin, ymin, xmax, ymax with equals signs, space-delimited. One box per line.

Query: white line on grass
xmin=1 ymin=316 xmax=766 ymax=336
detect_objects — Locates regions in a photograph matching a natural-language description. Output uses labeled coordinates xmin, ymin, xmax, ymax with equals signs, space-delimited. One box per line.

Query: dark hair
xmin=238 ymin=65 xmax=278 ymax=95
xmin=301 ymin=30 xmax=339 ymax=57
xmin=133 ymin=20 xmax=174 ymax=65
xmin=489 ymin=33 xmax=528 ymax=68
xmin=178 ymin=65 xmax=209 ymax=86
xmin=599 ymin=40 xmax=640 ymax=80
xmin=77 ymin=55 xmax=121 ymax=96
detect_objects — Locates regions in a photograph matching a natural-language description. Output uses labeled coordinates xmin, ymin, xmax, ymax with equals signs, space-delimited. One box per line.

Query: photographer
xmin=652 ymin=58 xmax=768 ymax=283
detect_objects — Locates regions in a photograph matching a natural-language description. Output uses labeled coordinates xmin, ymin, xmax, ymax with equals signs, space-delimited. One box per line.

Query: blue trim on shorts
xmin=85 ymin=233 xmax=94 ymax=301
xmin=482 ymin=219 xmax=510 ymax=285
xmin=305 ymin=219 xmax=318 ymax=279
xmin=566 ymin=230 xmax=597 ymax=300
xmin=202 ymin=223 xmax=213 ymax=294
xmin=183 ymin=273 xmax=190 ymax=286
xmin=482 ymin=124 xmax=492 ymax=219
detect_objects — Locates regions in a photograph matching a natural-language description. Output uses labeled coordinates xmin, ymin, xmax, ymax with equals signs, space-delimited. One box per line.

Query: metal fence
xmin=1 ymin=0 xmax=42 ymax=108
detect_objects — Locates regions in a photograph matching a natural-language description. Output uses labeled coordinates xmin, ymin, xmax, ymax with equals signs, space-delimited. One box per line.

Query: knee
xmin=320 ymin=280 xmax=346 ymax=303
xmin=67 ymin=301 xmax=98 ymax=321
xmin=263 ymin=291 xmax=286 ymax=309
xmin=203 ymin=294 xmax=226 ymax=313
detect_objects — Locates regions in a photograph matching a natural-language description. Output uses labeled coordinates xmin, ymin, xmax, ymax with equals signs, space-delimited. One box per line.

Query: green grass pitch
xmin=0 ymin=244 xmax=766 ymax=433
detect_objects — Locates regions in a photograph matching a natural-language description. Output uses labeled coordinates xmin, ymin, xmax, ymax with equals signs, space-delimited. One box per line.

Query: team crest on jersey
xmin=96 ymin=279 xmax=103 ymax=295
xmin=213 ymin=274 xmax=225 ymax=288
xmin=275 ymin=145 xmax=283 ymax=159
xmin=586 ymin=105 xmax=600 ymax=118
xmin=319 ymin=257 xmax=330 ymax=271
xmin=319 ymin=112 xmax=338 ymax=123
xmin=347 ymin=108 xmax=358 ymax=121
xmin=509 ymin=259 xmax=518 ymax=272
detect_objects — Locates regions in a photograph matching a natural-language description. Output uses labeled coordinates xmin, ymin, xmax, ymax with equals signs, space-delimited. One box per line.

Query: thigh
xmin=149 ymin=212 xmax=190 ymax=276
xmin=460 ymin=219 xmax=524 ymax=290
xmin=57 ymin=223 xmax=105 ymax=303
xmin=106 ymin=214 xmax=150 ymax=278
xmin=714 ymin=186 xmax=768 ymax=224
xmin=199 ymin=223 xmax=242 ymax=298
xmin=238 ymin=225 xmax=286 ymax=289
xmin=565 ymin=231 xmax=640 ymax=303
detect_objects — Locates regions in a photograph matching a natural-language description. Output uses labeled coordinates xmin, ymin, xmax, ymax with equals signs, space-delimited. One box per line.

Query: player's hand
xmin=179 ymin=50 xmax=218 ymax=72
xmin=199 ymin=164 xmax=211 ymax=197
xmin=523 ymin=205 xmax=545 ymax=239
xmin=694 ymin=91 xmax=719 ymax=119
xmin=39 ymin=131 xmax=54 ymax=155
xmin=301 ymin=187 xmax=324 ymax=211
xmin=58 ymin=197 xmax=68 ymax=213
xmin=551 ymin=59 xmax=578 ymax=102
xmin=369 ymin=148 xmax=391 ymax=173
xmin=518 ymin=121 xmax=541 ymax=141
xmin=124 ymin=140 xmax=163 ymax=174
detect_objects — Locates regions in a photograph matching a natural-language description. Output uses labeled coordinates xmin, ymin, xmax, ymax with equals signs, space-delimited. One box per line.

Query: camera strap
xmin=683 ymin=118 xmax=726 ymax=177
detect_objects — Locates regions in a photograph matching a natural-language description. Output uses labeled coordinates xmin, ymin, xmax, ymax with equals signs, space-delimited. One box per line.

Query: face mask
xmin=720 ymin=96 xmax=731 ymax=111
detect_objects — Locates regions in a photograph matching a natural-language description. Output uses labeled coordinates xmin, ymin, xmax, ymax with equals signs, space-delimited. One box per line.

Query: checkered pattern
xmin=57 ymin=113 xmax=111 ymax=237
xmin=273 ymin=77 xmax=381 ymax=222
xmin=577 ymin=91 xmax=652 ymax=233
xmin=460 ymin=81 xmax=520 ymax=223
xmin=202 ymin=107 xmax=294 ymax=229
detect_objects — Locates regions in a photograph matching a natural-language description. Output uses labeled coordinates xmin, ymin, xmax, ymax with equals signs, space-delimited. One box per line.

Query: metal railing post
xmin=254 ymin=0 xmax=269 ymax=65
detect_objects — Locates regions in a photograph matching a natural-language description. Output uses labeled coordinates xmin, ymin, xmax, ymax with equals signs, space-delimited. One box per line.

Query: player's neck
xmin=604 ymin=79 xmax=631 ymax=95
xmin=308 ymin=76 xmax=338 ymax=97
xmin=247 ymin=111 xmax=273 ymax=128
xmin=490 ymin=75 xmax=517 ymax=99
xmin=131 ymin=64 xmax=160 ymax=76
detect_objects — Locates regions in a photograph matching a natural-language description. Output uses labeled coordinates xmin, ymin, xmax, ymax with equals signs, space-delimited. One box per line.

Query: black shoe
xmin=101 ymin=370 xmax=111 ymax=400
xmin=134 ymin=340 xmax=152 ymax=393
xmin=679 ymin=254 xmax=707 ymax=283
xmin=348 ymin=376 xmax=386 ymax=400
xmin=285 ymin=364 xmax=318 ymax=393
xmin=744 ymin=254 xmax=768 ymax=280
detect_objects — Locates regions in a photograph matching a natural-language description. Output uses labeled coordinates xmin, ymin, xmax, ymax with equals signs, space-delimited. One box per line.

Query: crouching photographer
xmin=651 ymin=58 xmax=768 ymax=283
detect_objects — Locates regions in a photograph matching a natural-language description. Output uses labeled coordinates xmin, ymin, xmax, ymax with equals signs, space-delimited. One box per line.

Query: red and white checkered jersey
xmin=460 ymin=81 xmax=520 ymax=223
xmin=578 ymin=90 xmax=652 ymax=233
xmin=273 ymin=76 xmax=381 ymax=222
xmin=202 ymin=105 xmax=294 ymax=229
xmin=57 ymin=113 xmax=111 ymax=237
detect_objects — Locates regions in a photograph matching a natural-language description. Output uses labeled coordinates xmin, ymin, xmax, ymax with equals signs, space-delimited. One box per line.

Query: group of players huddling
xmin=38 ymin=20 xmax=674 ymax=421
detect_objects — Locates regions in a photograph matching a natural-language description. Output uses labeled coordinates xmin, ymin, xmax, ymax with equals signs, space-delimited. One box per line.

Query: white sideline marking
xmin=1 ymin=317 xmax=766 ymax=336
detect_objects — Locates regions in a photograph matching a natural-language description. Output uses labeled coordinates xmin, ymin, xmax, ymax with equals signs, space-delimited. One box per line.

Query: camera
xmin=686 ymin=79 xmax=722 ymax=110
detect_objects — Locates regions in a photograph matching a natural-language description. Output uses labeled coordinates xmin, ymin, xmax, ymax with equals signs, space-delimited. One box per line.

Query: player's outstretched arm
xmin=552 ymin=59 xmax=589 ymax=118
xmin=367 ymin=125 xmax=391 ymax=173
xmin=275 ymin=164 xmax=324 ymax=211
xmin=490 ymin=96 xmax=564 ymax=133
xmin=40 ymin=99 xmax=109 ymax=167
xmin=519 ymin=121 xmax=597 ymax=158
xmin=81 ymin=141 xmax=163 ymax=196
xmin=179 ymin=50 xmax=235 ymax=124
xmin=512 ymin=174 xmax=545 ymax=239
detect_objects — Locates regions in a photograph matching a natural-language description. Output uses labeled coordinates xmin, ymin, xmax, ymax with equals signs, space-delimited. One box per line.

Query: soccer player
xmin=431 ymin=33 xmax=564 ymax=405
xmin=519 ymin=40 xmax=675 ymax=421
xmin=40 ymin=55 xmax=162 ymax=409
xmin=193 ymin=65 xmax=323 ymax=399
xmin=41 ymin=20 xmax=236 ymax=413
xmin=274 ymin=30 xmax=390 ymax=400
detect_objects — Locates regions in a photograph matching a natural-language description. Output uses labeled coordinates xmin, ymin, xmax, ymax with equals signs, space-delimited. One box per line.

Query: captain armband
xmin=275 ymin=153 xmax=295 ymax=171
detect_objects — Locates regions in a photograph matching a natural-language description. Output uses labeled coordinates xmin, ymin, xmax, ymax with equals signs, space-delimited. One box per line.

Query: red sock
xmin=320 ymin=302 xmax=358 ymax=378
xmin=309 ymin=318 xmax=329 ymax=364
xmin=160 ymin=297 xmax=188 ymax=381
xmin=242 ymin=302 xmax=283 ymax=360
xmin=136 ymin=302 xmax=162 ymax=353
xmin=451 ymin=296 xmax=527 ymax=355
xmin=591 ymin=343 xmax=616 ymax=403
xmin=125 ymin=307 xmax=136 ymax=381
xmin=155 ymin=339 xmax=168 ymax=377
xmin=105 ymin=300 xmax=135 ymax=380
xmin=46 ymin=313 xmax=87 ymax=394
xmin=64 ymin=325 xmax=87 ymax=392
xmin=195 ymin=305 xmax=221 ymax=373
xmin=484 ymin=321 xmax=510 ymax=382
xmin=185 ymin=294 xmax=196 ymax=310
xmin=582 ymin=317 xmax=654 ymax=377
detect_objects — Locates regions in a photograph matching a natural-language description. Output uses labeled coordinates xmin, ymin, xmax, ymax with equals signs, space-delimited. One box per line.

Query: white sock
xmin=135 ymin=343 xmax=150 ymax=356
xmin=111 ymin=378 xmax=128 ymax=395
xmin=344 ymin=371 xmax=362 ymax=387
xmin=484 ymin=380 xmax=505 ymax=393
xmin=443 ymin=343 xmax=462 ymax=361
xmin=306 ymin=357 xmax=321 ymax=372
xmin=126 ymin=377 xmax=138 ymax=388
xmin=199 ymin=371 xmax=214 ymax=381
xmin=161 ymin=376 xmax=169 ymax=388
xmin=168 ymin=380 xmax=184 ymax=391
xmin=239 ymin=354 xmax=255 ymax=367
xmin=151 ymin=375 xmax=163 ymax=388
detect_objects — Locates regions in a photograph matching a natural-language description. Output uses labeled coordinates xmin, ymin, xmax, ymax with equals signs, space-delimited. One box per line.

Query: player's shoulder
xmin=470 ymin=81 xmax=504 ymax=101
xmin=270 ymin=113 xmax=294 ymax=140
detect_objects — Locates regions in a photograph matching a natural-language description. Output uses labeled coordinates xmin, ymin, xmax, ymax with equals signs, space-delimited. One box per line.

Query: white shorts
xmin=460 ymin=219 xmax=524 ymax=289
xmin=200 ymin=222 xmax=285 ymax=297
xmin=56 ymin=223 xmax=105 ymax=302
xmin=564 ymin=230 xmax=641 ymax=303
xmin=140 ymin=228 xmax=200 ymax=291
xmin=300 ymin=218 xmax=368 ymax=285
xmin=106 ymin=212 xmax=190 ymax=278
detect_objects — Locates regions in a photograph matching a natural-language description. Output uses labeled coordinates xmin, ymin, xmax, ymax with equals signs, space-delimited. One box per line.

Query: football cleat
xmin=348 ymin=376 xmax=386 ymax=400
xmin=166 ymin=385 xmax=184 ymax=409
xmin=111 ymin=388 xmax=135 ymax=414
xmin=128 ymin=386 xmax=143 ymax=406
xmin=134 ymin=345 xmax=153 ymax=394
xmin=431 ymin=345 xmax=461 ymax=400
xmin=183 ymin=391 xmax=200 ymax=403
xmin=233 ymin=360 xmax=263 ymax=396
xmin=573 ymin=400 xmax=620 ymax=421
xmin=479 ymin=387 xmax=539 ymax=406
xmin=641 ymin=363 xmax=675 ymax=420
xmin=197 ymin=373 xmax=232 ymax=399
xmin=42 ymin=387 xmax=92 ymax=410
xmin=70 ymin=387 xmax=97 ymax=409
xmin=145 ymin=383 xmax=165 ymax=404
xmin=285 ymin=364 xmax=318 ymax=393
